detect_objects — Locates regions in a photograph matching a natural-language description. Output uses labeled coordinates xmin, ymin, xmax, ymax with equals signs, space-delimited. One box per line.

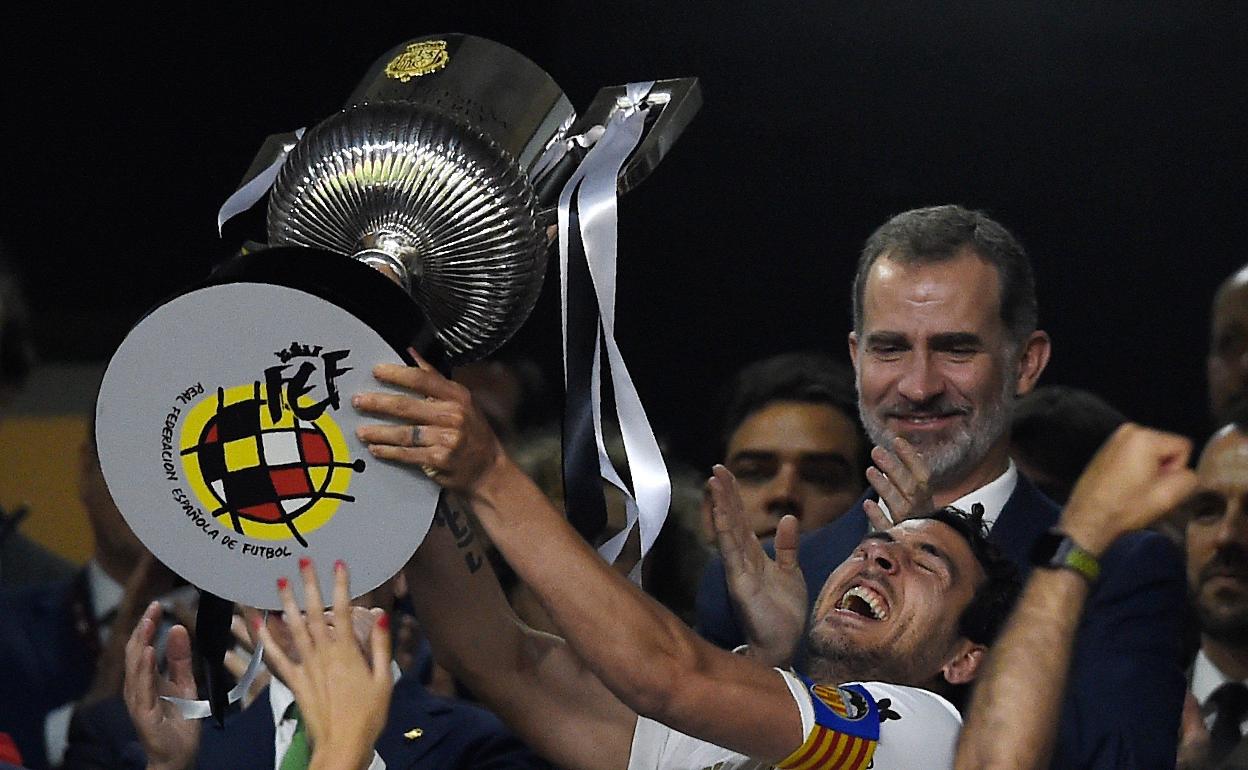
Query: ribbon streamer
xmin=161 ymin=617 xmax=267 ymax=720
xmin=558 ymin=81 xmax=672 ymax=580
xmin=216 ymin=128 xmax=306 ymax=235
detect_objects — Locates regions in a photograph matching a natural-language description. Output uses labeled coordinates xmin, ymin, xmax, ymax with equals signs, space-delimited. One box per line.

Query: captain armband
xmin=777 ymin=677 xmax=879 ymax=770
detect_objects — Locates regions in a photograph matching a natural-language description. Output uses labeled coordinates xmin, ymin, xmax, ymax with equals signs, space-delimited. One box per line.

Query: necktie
xmin=279 ymin=703 xmax=310 ymax=770
xmin=1210 ymin=681 xmax=1248 ymax=765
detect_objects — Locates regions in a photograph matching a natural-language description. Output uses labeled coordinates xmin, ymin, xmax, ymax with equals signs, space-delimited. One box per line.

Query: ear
xmin=1013 ymin=330 xmax=1051 ymax=398
xmin=848 ymin=331 xmax=860 ymax=370
xmin=940 ymin=638 xmax=988 ymax=686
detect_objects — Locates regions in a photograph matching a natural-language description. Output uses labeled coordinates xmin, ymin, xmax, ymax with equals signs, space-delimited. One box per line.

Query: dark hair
xmin=851 ymin=205 xmax=1038 ymax=345
xmin=1010 ymin=386 xmax=1127 ymax=502
xmin=919 ymin=505 xmax=1022 ymax=647
xmin=716 ymin=351 xmax=867 ymax=472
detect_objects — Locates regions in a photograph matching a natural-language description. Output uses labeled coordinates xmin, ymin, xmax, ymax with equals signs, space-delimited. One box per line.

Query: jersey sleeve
xmin=775 ymin=673 xmax=962 ymax=770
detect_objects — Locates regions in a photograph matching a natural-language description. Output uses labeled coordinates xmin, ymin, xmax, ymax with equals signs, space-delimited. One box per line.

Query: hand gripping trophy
xmin=95 ymin=34 xmax=700 ymax=721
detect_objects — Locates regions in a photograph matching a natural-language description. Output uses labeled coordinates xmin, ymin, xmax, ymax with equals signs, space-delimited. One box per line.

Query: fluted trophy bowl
xmin=268 ymin=101 xmax=546 ymax=364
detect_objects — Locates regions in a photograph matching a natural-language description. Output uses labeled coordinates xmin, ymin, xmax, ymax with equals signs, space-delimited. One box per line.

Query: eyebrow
xmin=928 ymin=332 xmax=982 ymax=351
xmin=863 ymin=331 xmax=907 ymax=348
xmin=862 ymin=531 xmax=959 ymax=580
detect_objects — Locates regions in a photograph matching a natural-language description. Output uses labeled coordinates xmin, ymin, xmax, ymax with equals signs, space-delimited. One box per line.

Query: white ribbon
xmin=160 ymin=620 xmax=267 ymax=719
xmin=216 ymin=128 xmax=306 ymax=235
xmin=558 ymin=82 xmax=672 ymax=581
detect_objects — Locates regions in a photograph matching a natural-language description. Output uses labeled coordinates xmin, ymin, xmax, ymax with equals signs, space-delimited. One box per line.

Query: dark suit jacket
xmin=0 ymin=530 xmax=75 ymax=589
xmin=0 ymin=573 xmax=95 ymax=770
xmin=63 ymin=677 xmax=551 ymax=770
xmin=696 ymin=473 xmax=1188 ymax=769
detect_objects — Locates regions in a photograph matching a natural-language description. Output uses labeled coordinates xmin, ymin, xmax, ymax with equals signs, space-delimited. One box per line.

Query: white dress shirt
xmin=1191 ymin=648 xmax=1248 ymax=733
xmin=876 ymin=460 xmax=1018 ymax=531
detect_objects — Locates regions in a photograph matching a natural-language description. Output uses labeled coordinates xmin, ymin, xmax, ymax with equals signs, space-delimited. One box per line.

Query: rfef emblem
xmin=384 ymin=40 xmax=450 ymax=83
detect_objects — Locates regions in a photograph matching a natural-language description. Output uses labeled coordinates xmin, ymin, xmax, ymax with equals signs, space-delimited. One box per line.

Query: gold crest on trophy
xmin=384 ymin=40 xmax=450 ymax=82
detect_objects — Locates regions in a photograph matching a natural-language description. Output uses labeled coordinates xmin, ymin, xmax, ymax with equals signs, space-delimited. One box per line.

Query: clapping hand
xmin=709 ymin=465 xmax=807 ymax=668
xmin=254 ymin=560 xmax=393 ymax=770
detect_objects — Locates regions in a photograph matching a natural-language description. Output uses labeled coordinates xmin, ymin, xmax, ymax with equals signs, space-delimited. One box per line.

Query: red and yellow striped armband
xmin=776 ymin=681 xmax=879 ymax=770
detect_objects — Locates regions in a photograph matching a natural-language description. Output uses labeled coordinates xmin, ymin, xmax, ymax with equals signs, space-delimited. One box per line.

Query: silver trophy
xmin=229 ymin=32 xmax=702 ymax=363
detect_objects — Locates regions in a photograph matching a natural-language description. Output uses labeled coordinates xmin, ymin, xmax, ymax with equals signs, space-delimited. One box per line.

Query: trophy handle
xmin=534 ymin=77 xmax=702 ymax=225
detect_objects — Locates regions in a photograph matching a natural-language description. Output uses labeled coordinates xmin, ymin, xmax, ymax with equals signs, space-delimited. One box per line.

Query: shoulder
xmin=381 ymin=679 xmax=550 ymax=769
xmin=0 ymin=530 xmax=76 ymax=589
xmin=850 ymin=682 xmax=960 ymax=767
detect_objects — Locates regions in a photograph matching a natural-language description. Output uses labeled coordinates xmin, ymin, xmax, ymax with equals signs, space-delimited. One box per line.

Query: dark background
xmin=2 ymin=2 xmax=1244 ymax=469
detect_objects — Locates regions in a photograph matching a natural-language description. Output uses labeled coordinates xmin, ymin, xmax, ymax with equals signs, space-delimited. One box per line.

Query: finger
xmin=224 ymin=648 xmax=250 ymax=680
xmin=351 ymin=392 xmax=457 ymax=426
xmin=371 ymin=362 xmax=463 ymax=402
xmin=125 ymin=601 xmax=161 ymax=678
xmin=371 ymin=612 xmax=392 ymax=683
xmin=1144 ymin=468 xmax=1200 ymax=521
xmin=164 ymin=625 xmax=197 ymax=698
xmin=407 ymin=347 xmax=434 ymax=371
xmin=355 ymin=423 xmax=450 ymax=448
xmin=365 ymin=443 xmax=446 ymax=471
xmin=331 ymin=559 xmax=352 ymax=644
xmin=871 ymin=446 xmax=916 ymax=501
xmin=708 ymin=467 xmax=752 ymax=557
xmin=710 ymin=466 xmax=771 ymax=579
xmin=891 ymin=437 xmax=930 ymax=488
xmin=255 ymin=614 xmax=298 ymax=688
xmin=774 ymin=515 xmax=800 ymax=571
xmin=863 ymin=499 xmax=894 ymax=532
xmin=134 ymin=645 xmax=158 ymax=712
xmin=865 ymin=466 xmax=905 ymax=514
xmin=231 ymin=613 xmax=256 ymax=652
xmin=299 ymin=558 xmax=329 ymax=641
xmin=277 ymin=574 xmax=314 ymax=657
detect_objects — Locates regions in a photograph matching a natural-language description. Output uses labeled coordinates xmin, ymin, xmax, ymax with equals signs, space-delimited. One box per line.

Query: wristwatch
xmin=1029 ymin=529 xmax=1100 ymax=583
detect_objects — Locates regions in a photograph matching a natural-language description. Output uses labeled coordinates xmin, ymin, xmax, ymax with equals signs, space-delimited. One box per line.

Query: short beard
xmin=857 ymin=355 xmax=1016 ymax=489
xmin=804 ymin=632 xmax=903 ymax=685
xmin=1195 ymin=601 xmax=1248 ymax=648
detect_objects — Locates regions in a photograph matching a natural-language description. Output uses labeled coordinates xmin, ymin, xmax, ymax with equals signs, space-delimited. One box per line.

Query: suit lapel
xmin=981 ymin=472 xmax=1060 ymax=573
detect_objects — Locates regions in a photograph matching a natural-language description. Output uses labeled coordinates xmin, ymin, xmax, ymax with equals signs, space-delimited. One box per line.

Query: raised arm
xmin=954 ymin=423 xmax=1197 ymax=769
xmin=354 ymin=358 xmax=805 ymax=763
xmin=401 ymin=493 xmax=636 ymax=770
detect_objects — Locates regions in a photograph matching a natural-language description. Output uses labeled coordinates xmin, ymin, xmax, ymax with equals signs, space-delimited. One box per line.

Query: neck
xmin=1205 ymin=635 xmax=1248 ymax=681
xmin=931 ymin=441 xmax=1011 ymax=508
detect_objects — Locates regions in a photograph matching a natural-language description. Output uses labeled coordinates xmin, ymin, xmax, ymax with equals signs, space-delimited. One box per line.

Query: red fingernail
xmin=335 ymin=559 xmax=346 ymax=572
xmin=299 ymin=557 xmax=311 ymax=570
xmin=377 ymin=612 xmax=390 ymax=630
xmin=251 ymin=616 xmax=262 ymax=632
xmin=277 ymin=577 xmax=288 ymax=590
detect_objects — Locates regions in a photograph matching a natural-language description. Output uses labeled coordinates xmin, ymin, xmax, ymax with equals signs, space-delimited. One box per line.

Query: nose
xmin=895 ymin=351 xmax=944 ymax=405
xmin=764 ymin=463 xmax=802 ymax=518
xmin=862 ymin=538 xmax=900 ymax=574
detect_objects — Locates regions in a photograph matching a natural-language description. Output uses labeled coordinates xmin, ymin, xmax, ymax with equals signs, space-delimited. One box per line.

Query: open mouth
xmin=837 ymin=585 xmax=888 ymax=620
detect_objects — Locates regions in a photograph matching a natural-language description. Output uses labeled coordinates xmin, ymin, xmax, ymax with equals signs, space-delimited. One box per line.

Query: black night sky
xmin=2 ymin=2 xmax=1245 ymax=467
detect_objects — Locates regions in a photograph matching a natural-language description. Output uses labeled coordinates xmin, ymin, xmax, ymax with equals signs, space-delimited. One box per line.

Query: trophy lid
xmin=347 ymin=33 xmax=576 ymax=174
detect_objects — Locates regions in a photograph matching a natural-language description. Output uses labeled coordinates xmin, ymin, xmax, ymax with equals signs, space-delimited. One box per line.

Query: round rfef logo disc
xmin=96 ymin=282 xmax=439 ymax=609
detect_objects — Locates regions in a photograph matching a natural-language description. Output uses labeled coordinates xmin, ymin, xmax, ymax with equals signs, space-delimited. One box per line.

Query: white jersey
xmin=626 ymin=670 xmax=961 ymax=770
